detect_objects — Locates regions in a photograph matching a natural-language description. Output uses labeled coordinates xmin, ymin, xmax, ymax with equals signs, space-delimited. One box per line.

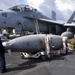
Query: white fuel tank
xmin=3 ymin=34 xmax=63 ymax=53
xmin=61 ymin=32 xmax=74 ymax=39
xmin=48 ymin=35 xmax=63 ymax=50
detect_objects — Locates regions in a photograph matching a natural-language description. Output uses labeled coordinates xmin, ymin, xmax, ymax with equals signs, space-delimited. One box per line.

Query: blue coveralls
xmin=0 ymin=39 xmax=6 ymax=71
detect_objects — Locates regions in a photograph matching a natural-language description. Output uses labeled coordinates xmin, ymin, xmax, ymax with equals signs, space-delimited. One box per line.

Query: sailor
xmin=0 ymin=38 xmax=7 ymax=73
